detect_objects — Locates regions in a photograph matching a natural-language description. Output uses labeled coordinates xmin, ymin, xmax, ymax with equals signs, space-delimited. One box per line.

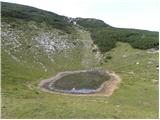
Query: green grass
xmin=1 ymin=2 xmax=159 ymax=118
xmin=2 ymin=42 xmax=158 ymax=118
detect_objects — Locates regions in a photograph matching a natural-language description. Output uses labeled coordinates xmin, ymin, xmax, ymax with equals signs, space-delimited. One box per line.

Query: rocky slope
xmin=2 ymin=19 xmax=100 ymax=73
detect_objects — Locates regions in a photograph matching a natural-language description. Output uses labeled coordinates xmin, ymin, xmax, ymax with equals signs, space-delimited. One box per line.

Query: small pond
xmin=45 ymin=70 xmax=111 ymax=94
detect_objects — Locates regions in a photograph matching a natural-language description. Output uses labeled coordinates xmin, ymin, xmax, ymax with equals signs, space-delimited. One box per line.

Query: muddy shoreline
xmin=38 ymin=70 xmax=121 ymax=96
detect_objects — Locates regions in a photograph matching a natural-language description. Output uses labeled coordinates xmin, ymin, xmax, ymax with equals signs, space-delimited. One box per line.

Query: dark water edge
xmin=41 ymin=70 xmax=110 ymax=94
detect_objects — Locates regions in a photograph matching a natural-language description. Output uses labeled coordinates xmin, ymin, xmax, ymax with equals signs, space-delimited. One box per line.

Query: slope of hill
xmin=1 ymin=2 xmax=75 ymax=33
xmin=1 ymin=2 xmax=159 ymax=119
xmin=75 ymin=18 xmax=159 ymax=53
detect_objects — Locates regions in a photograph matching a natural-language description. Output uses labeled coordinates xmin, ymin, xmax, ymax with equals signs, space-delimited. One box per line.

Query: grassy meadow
xmin=1 ymin=2 xmax=159 ymax=119
xmin=2 ymin=42 xmax=158 ymax=118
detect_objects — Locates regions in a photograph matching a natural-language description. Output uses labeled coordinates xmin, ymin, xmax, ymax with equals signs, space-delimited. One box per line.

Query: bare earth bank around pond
xmin=38 ymin=70 xmax=121 ymax=96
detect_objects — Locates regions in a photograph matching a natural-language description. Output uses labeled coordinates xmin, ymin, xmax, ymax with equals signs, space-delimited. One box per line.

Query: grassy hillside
xmin=2 ymin=42 xmax=158 ymax=118
xmin=75 ymin=18 xmax=159 ymax=53
xmin=1 ymin=2 xmax=74 ymax=33
xmin=1 ymin=2 xmax=159 ymax=119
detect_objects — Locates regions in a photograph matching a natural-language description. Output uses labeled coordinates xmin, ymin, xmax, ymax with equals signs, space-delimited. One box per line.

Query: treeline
xmin=76 ymin=18 xmax=159 ymax=53
xmin=117 ymin=29 xmax=159 ymax=49
xmin=91 ymin=29 xmax=117 ymax=53
xmin=75 ymin=18 xmax=110 ymax=28
xmin=1 ymin=2 xmax=74 ymax=33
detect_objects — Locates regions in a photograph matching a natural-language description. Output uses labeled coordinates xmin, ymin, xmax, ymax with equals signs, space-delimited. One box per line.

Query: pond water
xmin=53 ymin=88 xmax=97 ymax=94
xmin=46 ymin=70 xmax=111 ymax=94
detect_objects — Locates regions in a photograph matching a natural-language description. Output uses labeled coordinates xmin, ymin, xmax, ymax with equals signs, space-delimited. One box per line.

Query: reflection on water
xmin=63 ymin=88 xmax=96 ymax=94
xmin=45 ymin=70 xmax=110 ymax=94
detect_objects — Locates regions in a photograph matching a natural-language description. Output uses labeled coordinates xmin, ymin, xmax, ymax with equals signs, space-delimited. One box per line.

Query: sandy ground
xmin=38 ymin=70 xmax=121 ymax=96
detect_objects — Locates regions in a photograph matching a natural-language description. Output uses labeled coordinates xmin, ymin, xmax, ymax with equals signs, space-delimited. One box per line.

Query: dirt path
xmin=38 ymin=70 xmax=121 ymax=96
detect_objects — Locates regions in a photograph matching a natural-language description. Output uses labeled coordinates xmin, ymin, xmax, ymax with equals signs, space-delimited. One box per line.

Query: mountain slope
xmin=1 ymin=2 xmax=74 ymax=33
xmin=2 ymin=2 xmax=159 ymax=53
xmin=75 ymin=18 xmax=159 ymax=53
xmin=1 ymin=2 xmax=159 ymax=119
xmin=2 ymin=16 xmax=99 ymax=85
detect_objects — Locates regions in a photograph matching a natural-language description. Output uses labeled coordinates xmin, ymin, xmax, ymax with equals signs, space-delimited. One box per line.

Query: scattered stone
xmin=122 ymin=55 xmax=127 ymax=58
xmin=73 ymin=21 xmax=76 ymax=25
xmin=128 ymin=71 xmax=134 ymax=74
xmin=152 ymin=79 xmax=158 ymax=84
xmin=116 ymin=105 xmax=120 ymax=108
xmin=156 ymin=65 xmax=159 ymax=70
xmin=147 ymin=48 xmax=159 ymax=54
